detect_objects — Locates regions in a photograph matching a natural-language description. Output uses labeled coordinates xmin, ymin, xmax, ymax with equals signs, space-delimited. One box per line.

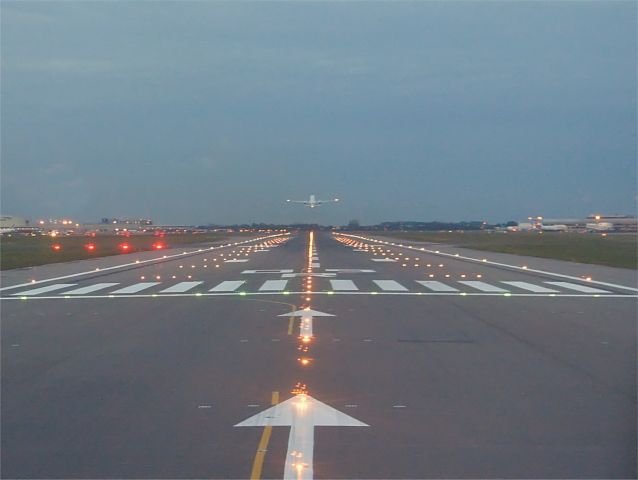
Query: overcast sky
xmin=1 ymin=1 xmax=636 ymax=225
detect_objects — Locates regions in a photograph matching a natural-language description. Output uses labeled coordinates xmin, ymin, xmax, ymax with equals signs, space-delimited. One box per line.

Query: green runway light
xmin=152 ymin=294 xmax=158 ymax=297
xmin=20 ymin=296 xmax=27 ymax=300
xmin=371 ymin=292 xmax=378 ymax=295
xmin=328 ymin=291 xmax=334 ymax=295
xmin=549 ymin=294 xmax=556 ymax=297
xmin=460 ymin=292 xmax=467 ymax=296
xmin=64 ymin=295 xmax=70 ymax=299
xmin=196 ymin=293 xmax=202 ymax=297
xmin=283 ymin=291 xmax=290 ymax=295
xmin=239 ymin=292 xmax=247 ymax=296
xmin=504 ymin=293 xmax=511 ymax=297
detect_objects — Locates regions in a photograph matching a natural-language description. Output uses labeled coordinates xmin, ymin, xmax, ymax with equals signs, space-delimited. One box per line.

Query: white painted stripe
xmin=12 ymin=284 xmax=77 ymax=296
xmin=501 ymin=281 xmax=559 ymax=293
xmin=111 ymin=282 xmax=161 ymax=294
xmin=242 ymin=269 xmax=294 ymax=274
xmin=62 ymin=283 xmax=119 ymax=295
xmin=282 ymin=273 xmax=336 ymax=278
xmin=329 ymin=280 xmax=359 ymax=291
xmin=209 ymin=280 xmax=245 ymax=292
xmin=545 ymin=281 xmax=611 ymax=293
xmin=259 ymin=280 xmax=288 ymax=291
xmin=159 ymin=281 xmax=203 ymax=293
xmin=458 ymin=281 xmax=509 ymax=292
xmin=416 ymin=280 xmax=459 ymax=292
xmin=325 ymin=269 xmax=375 ymax=273
xmin=371 ymin=258 xmax=397 ymax=262
xmin=311 ymin=262 xmax=320 ymax=268
xmin=224 ymin=259 xmax=249 ymax=263
xmin=373 ymin=280 xmax=408 ymax=291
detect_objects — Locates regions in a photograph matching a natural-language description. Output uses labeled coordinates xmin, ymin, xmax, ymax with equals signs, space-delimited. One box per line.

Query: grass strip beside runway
xmin=370 ymin=231 xmax=637 ymax=269
xmin=0 ymin=232 xmax=232 ymax=270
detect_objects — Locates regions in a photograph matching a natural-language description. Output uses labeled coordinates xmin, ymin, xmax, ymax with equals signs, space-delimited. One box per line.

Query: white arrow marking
xmin=235 ymin=394 xmax=368 ymax=480
xmin=299 ymin=314 xmax=313 ymax=338
xmin=279 ymin=309 xmax=333 ymax=340
xmin=278 ymin=309 xmax=335 ymax=317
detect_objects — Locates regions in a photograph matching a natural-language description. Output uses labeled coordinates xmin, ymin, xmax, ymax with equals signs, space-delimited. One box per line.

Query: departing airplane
xmin=286 ymin=194 xmax=340 ymax=208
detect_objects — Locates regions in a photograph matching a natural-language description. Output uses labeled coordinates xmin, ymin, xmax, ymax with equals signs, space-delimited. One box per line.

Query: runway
xmin=2 ymin=231 xmax=636 ymax=478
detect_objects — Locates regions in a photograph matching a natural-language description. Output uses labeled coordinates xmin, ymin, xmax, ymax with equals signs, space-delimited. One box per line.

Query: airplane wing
xmin=316 ymin=198 xmax=340 ymax=204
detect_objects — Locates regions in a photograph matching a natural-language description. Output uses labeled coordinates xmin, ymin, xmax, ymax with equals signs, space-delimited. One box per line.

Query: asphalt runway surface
xmin=2 ymin=231 xmax=636 ymax=479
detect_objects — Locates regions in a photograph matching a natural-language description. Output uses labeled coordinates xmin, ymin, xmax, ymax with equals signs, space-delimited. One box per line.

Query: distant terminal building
xmin=521 ymin=214 xmax=637 ymax=232
xmin=0 ymin=216 xmax=42 ymax=235
xmin=79 ymin=218 xmax=155 ymax=234
xmin=100 ymin=218 xmax=153 ymax=226
xmin=0 ymin=215 xmax=29 ymax=228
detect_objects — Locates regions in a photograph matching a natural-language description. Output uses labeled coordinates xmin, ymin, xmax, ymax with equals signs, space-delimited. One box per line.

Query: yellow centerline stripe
xmin=287 ymin=316 xmax=295 ymax=335
xmin=250 ymin=391 xmax=280 ymax=480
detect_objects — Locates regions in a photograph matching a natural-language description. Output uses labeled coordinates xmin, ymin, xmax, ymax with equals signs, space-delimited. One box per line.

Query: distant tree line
xmin=196 ymin=220 xmax=523 ymax=232
xmin=344 ymin=221 xmax=492 ymax=231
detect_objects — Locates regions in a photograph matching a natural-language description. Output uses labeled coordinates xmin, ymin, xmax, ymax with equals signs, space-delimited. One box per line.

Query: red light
xmin=52 ymin=244 xmax=62 ymax=251
xmin=118 ymin=242 xmax=131 ymax=251
xmin=152 ymin=242 xmax=165 ymax=250
xmin=85 ymin=243 xmax=96 ymax=252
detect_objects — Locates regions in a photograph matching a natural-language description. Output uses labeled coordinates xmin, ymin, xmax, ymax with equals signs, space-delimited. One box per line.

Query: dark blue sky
xmin=2 ymin=1 xmax=636 ymax=225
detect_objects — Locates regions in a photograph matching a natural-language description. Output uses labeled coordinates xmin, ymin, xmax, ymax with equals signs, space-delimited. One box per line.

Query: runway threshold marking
xmin=545 ymin=281 xmax=611 ymax=294
xmin=250 ymin=390 xmax=280 ymax=480
xmin=61 ymin=282 xmax=120 ymax=295
xmin=209 ymin=281 xmax=245 ymax=292
xmin=4 ymin=292 xmax=636 ymax=301
xmin=11 ymin=283 xmax=76 ymax=296
xmin=110 ymin=282 xmax=161 ymax=294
